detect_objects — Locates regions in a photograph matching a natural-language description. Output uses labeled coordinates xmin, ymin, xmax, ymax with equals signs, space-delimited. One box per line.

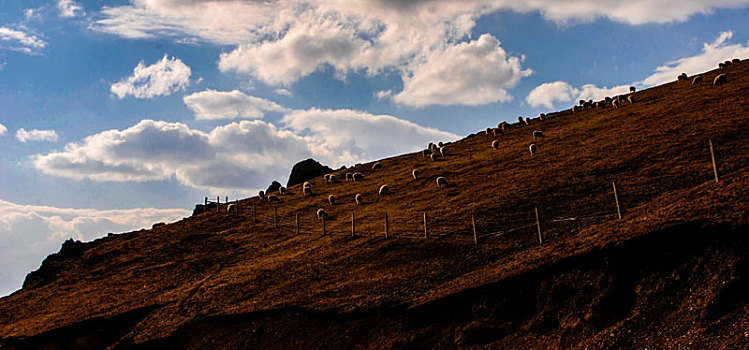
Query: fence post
xmin=274 ymin=207 xmax=278 ymax=228
xmin=385 ymin=213 xmax=389 ymax=238
xmin=535 ymin=207 xmax=542 ymax=244
xmin=322 ymin=216 xmax=327 ymax=236
xmin=217 ymin=196 xmax=220 ymax=212
xmin=423 ymin=212 xmax=428 ymax=239
xmin=612 ymin=181 xmax=622 ymax=220
xmin=235 ymin=199 xmax=239 ymax=217
xmin=226 ymin=196 xmax=228 ymax=205
xmin=295 ymin=212 xmax=299 ymax=235
xmin=352 ymin=212 xmax=356 ymax=237
xmin=472 ymin=214 xmax=478 ymax=245
xmin=204 ymin=197 xmax=207 ymax=206
xmin=709 ymin=139 xmax=719 ymax=183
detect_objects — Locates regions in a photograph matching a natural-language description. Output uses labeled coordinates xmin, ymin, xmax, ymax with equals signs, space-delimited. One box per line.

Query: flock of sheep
xmin=248 ymin=57 xmax=741 ymax=223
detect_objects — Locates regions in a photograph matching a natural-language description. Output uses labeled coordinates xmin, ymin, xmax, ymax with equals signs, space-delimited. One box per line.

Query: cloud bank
xmin=111 ymin=54 xmax=191 ymax=99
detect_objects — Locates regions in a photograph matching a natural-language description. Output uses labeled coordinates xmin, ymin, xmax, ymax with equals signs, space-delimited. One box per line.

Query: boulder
xmin=286 ymin=158 xmax=333 ymax=188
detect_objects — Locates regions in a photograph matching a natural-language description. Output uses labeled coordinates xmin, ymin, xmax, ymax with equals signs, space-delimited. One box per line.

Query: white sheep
xmin=491 ymin=140 xmax=500 ymax=149
xmin=303 ymin=187 xmax=312 ymax=196
xmin=372 ymin=162 xmax=383 ymax=171
xmin=328 ymin=195 xmax=336 ymax=205
xmin=436 ymin=177 xmax=448 ymax=188
xmin=422 ymin=149 xmax=432 ymax=157
xmin=379 ymin=185 xmax=389 ymax=196
xmin=303 ymin=181 xmax=311 ymax=188
xmin=279 ymin=187 xmax=287 ymax=195
xmin=355 ymin=193 xmax=364 ymax=205
xmin=430 ymin=154 xmax=438 ymax=162
xmin=627 ymin=95 xmax=634 ymax=104
xmin=532 ymin=131 xmax=545 ymax=139
xmin=485 ymin=127 xmax=492 ymax=135
xmin=492 ymin=128 xmax=503 ymax=136
xmin=412 ymin=169 xmax=420 ymax=179
xmin=353 ymin=173 xmax=364 ymax=181
xmin=714 ymin=74 xmax=728 ymax=85
xmin=227 ymin=203 xmax=235 ymax=212
xmin=324 ymin=174 xmax=331 ymax=182
xmin=268 ymin=194 xmax=280 ymax=203
xmin=345 ymin=173 xmax=353 ymax=181
xmin=529 ymin=143 xmax=537 ymax=156
xmin=612 ymin=100 xmax=619 ymax=109
xmin=524 ymin=117 xmax=531 ymax=125
xmin=678 ymin=73 xmax=688 ymax=81
xmin=732 ymin=58 xmax=741 ymax=64
xmin=629 ymin=86 xmax=636 ymax=93
xmin=317 ymin=208 xmax=328 ymax=219
xmin=439 ymin=147 xmax=447 ymax=156
xmin=517 ymin=116 xmax=524 ymax=123
xmin=692 ymin=76 xmax=703 ymax=85
xmin=437 ymin=142 xmax=444 ymax=147
xmin=258 ymin=190 xmax=265 ymax=198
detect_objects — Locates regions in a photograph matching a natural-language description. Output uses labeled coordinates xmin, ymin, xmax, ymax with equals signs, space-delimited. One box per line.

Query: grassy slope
xmin=0 ymin=62 xmax=748 ymax=348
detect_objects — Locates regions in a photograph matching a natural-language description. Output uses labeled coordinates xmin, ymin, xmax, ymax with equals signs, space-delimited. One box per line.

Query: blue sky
xmin=1 ymin=0 xmax=749 ymax=296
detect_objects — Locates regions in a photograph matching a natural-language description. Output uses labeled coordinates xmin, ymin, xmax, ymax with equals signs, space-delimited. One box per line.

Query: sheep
xmin=616 ymin=95 xmax=626 ymax=102
xmin=572 ymin=105 xmax=582 ymax=112
xmin=258 ymin=190 xmax=265 ymax=198
xmin=436 ymin=176 xmax=448 ymax=188
xmin=279 ymin=187 xmax=287 ymax=195
xmin=532 ymin=130 xmax=545 ymax=139
xmin=422 ymin=149 xmax=432 ymax=157
xmin=355 ymin=193 xmax=364 ymax=205
xmin=372 ymin=162 xmax=383 ymax=171
xmin=627 ymin=95 xmax=635 ymax=104
xmin=583 ymin=100 xmax=593 ymax=108
xmin=629 ymin=86 xmax=636 ymax=93
xmin=524 ymin=117 xmax=531 ymax=125
xmin=492 ymin=128 xmax=503 ymax=136
xmin=529 ymin=143 xmax=537 ymax=156
xmin=604 ymin=96 xmax=612 ymax=103
xmin=428 ymin=142 xmax=436 ymax=150
xmin=345 ymin=173 xmax=353 ymax=181
xmin=303 ymin=181 xmax=311 ymax=188
xmin=316 ymin=208 xmax=328 ymax=219
xmin=500 ymin=122 xmax=510 ymax=131
xmin=691 ymin=76 xmax=703 ymax=85
xmin=612 ymin=99 xmax=619 ymax=109
xmin=412 ymin=169 xmax=420 ymax=179
xmin=539 ymin=113 xmax=545 ymax=120
xmin=719 ymin=62 xmax=725 ymax=69
xmin=517 ymin=116 xmax=524 ymax=123
xmin=328 ymin=195 xmax=336 ymax=205
xmin=714 ymin=74 xmax=728 ymax=85
xmin=430 ymin=153 xmax=438 ymax=161
xmin=353 ymin=172 xmax=364 ymax=181
xmin=579 ymin=99 xmax=585 ymax=106
xmin=438 ymin=142 xmax=444 ymax=147
xmin=324 ymin=174 xmax=330 ymax=182
xmin=724 ymin=60 xmax=732 ymax=66
xmin=732 ymin=58 xmax=741 ymax=64
xmin=491 ymin=140 xmax=500 ymax=149
xmin=227 ymin=204 xmax=235 ymax=212
xmin=677 ymin=73 xmax=688 ymax=81
xmin=268 ymin=194 xmax=280 ymax=203
xmin=379 ymin=185 xmax=389 ymax=196
xmin=329 ymin=175 xmax=337 ymax=183
xmin=439 ymin=147 xmax=447 ymax=156
xmin=303 ymin=187 xmax=312 ymax=196
xmin=595 ymin=101 xmax=605 ymax=108
xmin=485 ymin=127 xmax=492 ymax=135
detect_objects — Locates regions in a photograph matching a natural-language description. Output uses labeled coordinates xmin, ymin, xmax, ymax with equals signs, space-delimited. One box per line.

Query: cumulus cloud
xmin=0 ymin=26 xmax=47 ymax=54
xmin=183 ymin=90 xmax=289 ymax=120
xmin=392 ymin=34 xmax=532 ymax=107
xmin=526 ymin=81 xmax=632 ymax=109
xmin=32 ymin=111 xmax=458 ymax=192
xmin=57 ymin=0 xmax=85 ymax=18
xmin=0 ymin=199 xmax=190 ymax=296
xmin=275 ymin=88 xmax=292 ymax=97
xmin=640 ymin=31 xmax=749 ymax=86
xmin=0 ymin=123 xmax=7 ymax=136
xmin=15 ymin=128 xmax=59 ymax=142
xmin=110 ymin=54 xmax=191 ymax=99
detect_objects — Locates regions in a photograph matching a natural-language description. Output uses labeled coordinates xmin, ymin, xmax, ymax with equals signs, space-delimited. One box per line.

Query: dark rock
xmin=192 ymin=204 xmax=205 ymax=216
xmin=265 ymin=181 xmax=283 ymax=194
xmin=286 ymin=158 xmax=333 ymax=188
xmin=152 ymin=222 xmax=166 ymax=229
xmin=23 ymin=238 xmax=90 ymax=289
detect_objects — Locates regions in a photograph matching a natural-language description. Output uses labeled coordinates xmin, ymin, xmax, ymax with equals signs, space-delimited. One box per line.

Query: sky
xmin=1 ymin=0 xmax=749 ymax=296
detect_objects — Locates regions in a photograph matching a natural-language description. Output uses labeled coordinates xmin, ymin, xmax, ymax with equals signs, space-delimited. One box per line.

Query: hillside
xmin=1 ymin=61 xmax=748 ymax=349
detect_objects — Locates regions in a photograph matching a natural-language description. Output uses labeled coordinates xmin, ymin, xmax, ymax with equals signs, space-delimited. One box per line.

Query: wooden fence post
xmin=295 ymin=213 xmax=299 ymax=235
xmin=423 ymin=212 xmax=428 ymax=239
xmin=535 ymin=207 xmax=542 ymax=244
xmin=612 ymin=181 xmax=622 ymax=220
xmin=709 ymin=139 xmax=719 ymax=183
xmin=226 ymin=196 xmax=228 ymax=205
xmin=274 ymin=207 xmax=278 ymax=228
xmin=472 ymin=214 xmax=478 ymax=245
xmin=204 ymin=197 xmax=207 ymax=206
xmin=322 ymin=216 xmax=327 ymax=236
xmin=216 ymin=196 xmax=220 ymax=212
xmin=384 ymin=213 xmax=389 ymax=238
xmin=352 ymin=212 xmax=356 ymax=237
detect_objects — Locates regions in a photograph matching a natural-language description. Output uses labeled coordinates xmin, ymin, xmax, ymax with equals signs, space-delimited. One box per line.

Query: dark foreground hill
xmin=1 ymin=62 xmax=748 ymax=349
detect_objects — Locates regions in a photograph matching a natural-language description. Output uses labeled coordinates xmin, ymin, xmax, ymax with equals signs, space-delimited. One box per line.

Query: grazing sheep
xmin=532 ymin=130 xmax=545 ymax=139
xmin=691 ymin=76 xmax=703 ymax=85
xmin=491 ymin=140 xmax=500 ymax=149
xmin=616 ymin=95 xmax=626 ymax=102
xmin=583 ymin=100 xmax=593 ymax=108
xmin=612 ymin=100 xmax=619 ymax=109
xmin=595 ymin=101 xmax=605 ymax=108
xmin=303 ymin=181 xmax=311 ymax=188
xmin=579 ymin=100 xmax=585 ymax=106
xmin=714 ymin=74 xmax=728 ymax=85
xmin=303 ymin=187 xmax=312 ymax=196
xmin=355 ymin=193 xmax=364 ymax=205
xmin=539 ymin=113 xmax=545 ymax=120
xmin=227 ymin=204 xmax=235 ymax=212
xmin=436 ymin=177 xmax=448 ymax=188
xmin=345 ymin=172 xmax=353 ymax=181
xmin=485 ymin=127 xmax=492 ymax=135
xmin=324 ymin=174 xmax=330 ymax=182
xmin=353 ymin=173 xmax=364 ymax=181
xmin=268 ymin=194 xmax=280 ymax=203
xmin=524 ymin=117 xmax=531 ymax=125
xmin=372 ymin=162 xmax=383 ymax=171
xmin=732 ymin=58 xmax=741 ymax=64
xmin=317 ymin=208 xmax=328 ymax=219
xmin=379 ymin=185 xmax=389 ymax=196
xmin=724 ymin=60 xmax=732 ymax=66
xmin=604 ymin=96 xmax=612 ymax=103
xmin=500 ymin=122 xmax=510 ymax=131
xmin=279 ymin=187 xmax=287 ymax=195
xmin=412 ymin=169 xmax=420 ymax=179
xmin=422 ymin=149 xmax=433 ymax=157
xmin=719 ymin=62 xmax=725 ymax=69
xmin=629 ymin=86 xmax=636 ymax=93
xmin=329 ymin=175 xmax=338 ymax=183
xmin=678 ymin=73 xmax=688 ymax=81
xmin=438 ymin=142 xmax=444 ymax=147
xmin=572 ymin=105 xmax=582 ymax=112
xmin=529 ymin=143 xmax=537 ymax=156
xmin=258 ymin=190 xmax=265 ymax=198
xmin=627 ymin=95 xmax=635 ymax=104
xmin=430 ymin=154 xmax=438 ymax=161
xmin=439 ymin=147 xmax=447 ymax=156
xmin=492 ymin=128 xmax=503 ymax=136
xmin=517 ymin=116 xmax=524 ymax=123
xmin=428 ymin=142 xmax=436 ymax=150
xmin=328 ymin=195 xmax=336 ymax=205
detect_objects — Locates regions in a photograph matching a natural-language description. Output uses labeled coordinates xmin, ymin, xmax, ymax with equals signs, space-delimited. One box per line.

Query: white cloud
xmin=640 ymin=31 xmax=749 ymax=86
xmin=32 ymin=111 xmax=458 ymax=192
xmin=183 ymin=90 xmax=289 ymax=120
xmin=526 ymin=81 xmax=631 ymax=109
xmin=275 ymin=88 xmax=292 ymax=97
xmin=0 ymin=199 xmax=190 ymax=296
xmin=15 ymin=128 xmax=59 ymax=143
xmin=57 ymin=0 xmax=85 ymax=18
xmin=0 ymin=123 xmax=7 ymax=136
xmin=0 ymin=26 xmax=47 ymax=54
xmin=391 ymin=34 xmax=532 ymax=107
xmin=110 ymin=54 xmax=191 ymax=99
